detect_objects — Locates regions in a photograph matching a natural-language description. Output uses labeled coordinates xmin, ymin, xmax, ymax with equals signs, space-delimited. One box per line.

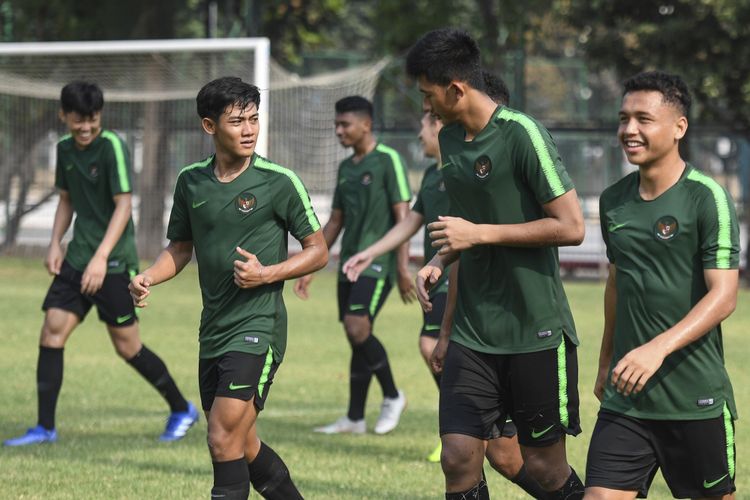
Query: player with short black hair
xmin=295 ymin=95 xmax=413 ymax=435
xmin=3 ymin=81 xmax=197 ymax=447
xmin=130 ymin=76 xmax=328 ymax=500
xmin=585 ymin=71 xmax=739 ymax=500
xmin=407 ymin=28 xmax=586 ymax=499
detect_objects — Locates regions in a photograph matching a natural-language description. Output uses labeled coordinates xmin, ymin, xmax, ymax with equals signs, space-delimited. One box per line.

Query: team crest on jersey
xmin=236 ymin=191 xmax=257 ymax=214
xmin=474 ymin=155 xmax=492 ymax=179
xmin=360 ymin=172 xmax=373 ymax=186
xmin=89 ymin=163 xmax=98 ymax=178
xmin=654 ymin=216 xmax=679 ymax=241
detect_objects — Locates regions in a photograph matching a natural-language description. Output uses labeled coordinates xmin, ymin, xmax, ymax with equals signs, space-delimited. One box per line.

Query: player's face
xmin=417 ymin=75 xmax=456 ymax=124
xmin=210 ymin=102 xmax=259 ymax=158
xmin=59 ymin=110 xmax=102 ymax=149
xmin=418 ymin=106 xmax=442 ymax=159
xmin=334 ymin=112 xmax=370 ymax=148
xmin=618 ymin=90 xmax=687 ymax=167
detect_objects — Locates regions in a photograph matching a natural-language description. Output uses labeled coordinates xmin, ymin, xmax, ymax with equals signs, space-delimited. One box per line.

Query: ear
xmin=675 ymin=115 xmax=688 ymax=141
xmin=449 ymin=81 xmax=468 ymax=102
xmin=58 ymin=109 xmax=66 ymax=123
xmin=201 ymin=117 xmax=216 ymax=135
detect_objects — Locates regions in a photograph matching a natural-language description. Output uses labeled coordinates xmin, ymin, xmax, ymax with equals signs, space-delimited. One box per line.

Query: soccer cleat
xmin=159 ymin=401 xmax=199 ymax=442
xmin=313 ymin=416 xmax=366 ymax=434
xmin=427 ymin=441 xmax=442 ymax=463
xmin=374 ymin=390 xmax=406 ymax=435
xmin=3 ymin=425 xmax=57 ymax=446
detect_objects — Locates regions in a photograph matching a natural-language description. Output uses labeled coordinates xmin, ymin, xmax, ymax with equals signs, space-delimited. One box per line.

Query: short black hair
xmin=60 ymin=81 xmax=104 ymax=117
xmin=196 ymin=76 xmax=261 ymax=122
xmin=406 ymin=28 xmax=484 ymax=89
xmin=482 ymin=71 xmax=510 ymax=106
xmin=334 ymin=96 xmax=373 ymax=118
xmin=623 ymin=71 xmax=691 ymax=116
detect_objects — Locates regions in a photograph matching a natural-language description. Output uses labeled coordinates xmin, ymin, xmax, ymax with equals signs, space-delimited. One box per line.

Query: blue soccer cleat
xmin=4 ymin=425 xmax=58 ymax=446
xmin=159 ymin=401 xmax=199 ymax=442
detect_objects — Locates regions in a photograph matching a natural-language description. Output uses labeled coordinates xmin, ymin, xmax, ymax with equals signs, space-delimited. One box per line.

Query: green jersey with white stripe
xmin=55 ymin=130 xmax=138 ymax=275
xmin=167 ymin=154 xmax=321 ymax=360
xmin=599 ymin=164 xmax=739 ymax=420
xmin=439 ymin=106 xmax=578 ymax=354
xmin=332 ymin=143 xmax=411 ymax=281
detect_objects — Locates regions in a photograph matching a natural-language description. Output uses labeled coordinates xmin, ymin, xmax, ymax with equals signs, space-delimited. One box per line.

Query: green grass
xmin=1 ymin=256 xmax=747 ymax=499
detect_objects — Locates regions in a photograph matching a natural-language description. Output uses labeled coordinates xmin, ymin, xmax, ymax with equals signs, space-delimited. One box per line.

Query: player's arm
xmin=428 ymin=189 xmax=584 ymax=254
xmin=611 ymin=268 xmax=738 ymax=397
xmin=234 ymin=230 xmax=328 ymax=289
xmin=80 ymin=192 xmax=133 ymax=295
xmin=46 ymin=189 xmax=74 ymax=275
xmin=594 ymin=264 xmax=616 ymax=401
xmin=392 ymin=201 xmax=416 ymax=303
xmin=342 ymin=210 xmax=423 ymax=282
xmin=415 ymin=251 xmax=459 ymax=310
xmin=293 ymin=208 xmax=343 ymax=299
xmin=129 ymin=240 xmax=194 ymax=308
xmin=430 ymin=262 xmax=459 ymax=374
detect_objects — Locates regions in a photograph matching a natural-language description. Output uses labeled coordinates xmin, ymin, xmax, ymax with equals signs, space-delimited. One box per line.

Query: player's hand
xmin=343 ymin=250 xmax=373 ymax=283
xmin=397 ymin=268 xmax=417 ymax=304
xmin=233 ymin=247 xmax=266 ymax=289
xmin=293 ymin=274 xmax=314 ymax=300
xmin=129 ymin=273 xmax=153 ymax=308
xmin=428 ymin=216 xmax=480 ymax=255
xmin=430 ymin=336 xmax=449 ymax=374
xmin=593 ymin=365 xmax=609 ymax=402
xmin=416 ymin=263 xmax=443 ymax=312
xmin=611 ymin=340 xmax=667 ymax=396
xmin=45 ymin=242 xmax=64 ymax=275
xmin=81 ymin=253 xmax=107 ymax=295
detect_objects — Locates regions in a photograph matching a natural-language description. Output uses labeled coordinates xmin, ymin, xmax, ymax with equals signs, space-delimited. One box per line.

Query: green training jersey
xmin=167 ymin=154 xmax=320 ymax=360
xmin=439 ymin=106 xmax=578 ymax=354
xmin=599 ymin=164 xmax=739 ymax=420
xmin=332 ymin=143 xmax=411 ymax=281
xmin=55 ymin=130 xmax=138 ymax=275
xmin=412 ymin=163 xmax=451 ymax=296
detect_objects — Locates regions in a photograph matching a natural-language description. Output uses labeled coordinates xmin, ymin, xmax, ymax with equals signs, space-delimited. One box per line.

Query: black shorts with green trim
xmin=585 ymin=408 xmax=736 ymax=498
xmin=337 ymin=276 xmax=391 ymax=322
xmin=42 ymin=259 xmax=137 ymax=327
xmin=198 ymin=349 xmax=279 ymax=412
xmin=421 ymin=292 xmax=446 ymax=338
xmin=439 ymin=338 xmax=580 ymax=447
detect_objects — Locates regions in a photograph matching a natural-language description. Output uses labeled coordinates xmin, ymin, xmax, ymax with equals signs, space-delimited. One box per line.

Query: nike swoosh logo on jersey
xmin=608 ymin=222 xmax=628 ymax=232
xmin=116 ymin=314 xmax=133 ymax=324
xmin=192 ymin=200 xmax=208 ymax=209
xmin=228 ymin=382 xmax=252 ymax=391
xmin=703 ymin=474 xmax=728 ymax=489
xmin=530 ymin=424 xmax=554 ymax=439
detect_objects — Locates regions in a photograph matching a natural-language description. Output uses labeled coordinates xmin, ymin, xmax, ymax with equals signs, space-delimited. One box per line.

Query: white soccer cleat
xmin=313 ymin=416 xmax=366 ymax=434
xmin=374 ymin=390 xmax=406 ymax=435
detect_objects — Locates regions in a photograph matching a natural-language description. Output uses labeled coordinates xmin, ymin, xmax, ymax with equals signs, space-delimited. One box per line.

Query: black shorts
xmin=439 ymin=338 xmax=580 ymax=447
xmin=586 ymin=409 xmax=736 ymax=498
xmin=420 ymin=292 xmax=446 ymax=338
xmin=42 ymin=259 xmax=137 ymax=327
xmin=337 ymin=276 xmax=391 ymax=322
xmin=198 ymin=349 xmax=279 ymax=412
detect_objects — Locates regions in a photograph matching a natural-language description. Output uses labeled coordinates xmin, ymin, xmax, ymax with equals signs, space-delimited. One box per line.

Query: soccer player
xmin=3 ymin=81 xmax=197 ymax=447
xmin=294 ymin=96 xmax=412 ymax=435
xmin=129 ymin=77 xmax=327 ymax=500
xmin=406 ymin=29 xmax=586 ymax=499
xmin=585 ymin=72 xmax=739 ymax=500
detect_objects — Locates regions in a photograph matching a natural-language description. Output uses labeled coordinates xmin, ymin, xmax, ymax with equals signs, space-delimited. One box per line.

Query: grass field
xmin=1 ymin=256 xmax=748 ymax=499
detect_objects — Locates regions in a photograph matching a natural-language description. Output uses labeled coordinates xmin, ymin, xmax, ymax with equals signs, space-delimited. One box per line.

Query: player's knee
xmin=40 ymin=320 xmax=70 ymax=347
xmin=207 ymin=427 xmax=233 ymax=459
xmin=523 ymin=452 xmax=567 ymax=490
xmin=486 ymin=452 xmax=517 ymax=479
xmin=343 ymin=316 xmax=370 ymax=345
xmin=440 ymin=440 xmax=478 ymax=479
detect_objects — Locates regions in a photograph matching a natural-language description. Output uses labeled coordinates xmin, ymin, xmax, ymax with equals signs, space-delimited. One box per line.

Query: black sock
xmin=446 ymin=480 xmax=489 ymax=500
xmin=247 ymin=442 xmax=303 ymax=500
xmin=347 ymin=347 xmax=371 ymax=420
xmin=546 ymin=468 xmax=584 ymax=500
xmin=359 ymin=334 xmax=398 ymax=398
xmin=212 ymin=458 xmax=250 ymax=500
xmin=37 ymin=346 xmax=64 ymax=430
xmin=432 ymin=370 xmax=442 ymax=389
xmin=126 ymin=345 xmax=188 ymax=413
xmin=511 ymin=465 xmax=547 ymax=499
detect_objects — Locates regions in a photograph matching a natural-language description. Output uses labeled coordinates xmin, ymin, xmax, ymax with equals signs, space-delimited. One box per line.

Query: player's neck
xmin=213 ymin=150 xmax=253 ymax=183
xmin=352 ymin=135 xmax=377 ymax=163
xmin=638 ymin=153 xmax=686 ymax=201
xmin=460 ymin=92 xmax=497 ymax=141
